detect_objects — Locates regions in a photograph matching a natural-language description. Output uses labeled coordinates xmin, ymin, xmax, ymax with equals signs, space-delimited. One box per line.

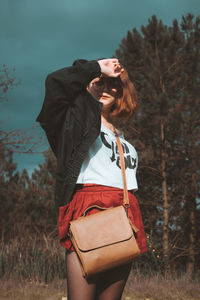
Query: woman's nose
xmin=103 ymin=82 xmax=110 ymax=92
xmin=103 ymin=83 xmax=117 ymax=94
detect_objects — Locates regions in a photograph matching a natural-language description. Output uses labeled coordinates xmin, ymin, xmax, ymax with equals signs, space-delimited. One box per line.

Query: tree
xmin=0 ymin=143 xmax=21 ymax=240
xmin=0 ymin=65 xmax=18 ymax=100
xmin=0 ymin=65 xmax=45 ymax=154
xmin=29 ymin=148 xmax=57 ymax=231
xmin=0 ymin=65 xmax=48 ymax=239
xmin=170 ymin=14 xmax=200 ymax=277
xmin=116 ymin=14 xmax=200 ymax=274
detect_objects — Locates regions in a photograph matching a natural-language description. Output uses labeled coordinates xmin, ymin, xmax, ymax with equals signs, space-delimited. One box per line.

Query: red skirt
xmin=58 ymin=184 xmax=148 ymax=253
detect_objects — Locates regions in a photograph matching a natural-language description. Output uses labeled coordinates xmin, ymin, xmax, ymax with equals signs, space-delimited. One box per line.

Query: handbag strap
xmin=113 ymin=128 xmax=130 ymax=207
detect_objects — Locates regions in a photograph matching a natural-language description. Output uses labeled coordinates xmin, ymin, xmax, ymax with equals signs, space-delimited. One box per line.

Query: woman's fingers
xmin=108 ymin=60 xmax=123 ymax=77
xmin=114 ymin=63 xmax=123 ymax=70
xmin=98 ymin=58 xmax=124 ymax=77
xmin=113 ymin=63 xmax=124 ymax=75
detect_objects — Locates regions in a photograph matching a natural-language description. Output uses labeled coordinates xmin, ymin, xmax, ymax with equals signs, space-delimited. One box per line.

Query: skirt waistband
xmin=75 ymin=183 xmax=134 ymax=194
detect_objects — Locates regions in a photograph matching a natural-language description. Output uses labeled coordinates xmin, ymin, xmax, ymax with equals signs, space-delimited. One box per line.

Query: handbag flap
xmin=69 ymin=206 xmax=134 ymax=252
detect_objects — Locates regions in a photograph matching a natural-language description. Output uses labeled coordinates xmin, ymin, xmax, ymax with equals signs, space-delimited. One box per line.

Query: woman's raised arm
xmin=36 ymin=59 xmax=101 ymax=134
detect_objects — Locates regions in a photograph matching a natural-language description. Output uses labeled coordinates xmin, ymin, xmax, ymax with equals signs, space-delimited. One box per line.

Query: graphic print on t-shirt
xmin=100 ymin=132 xmax=136 ymax=170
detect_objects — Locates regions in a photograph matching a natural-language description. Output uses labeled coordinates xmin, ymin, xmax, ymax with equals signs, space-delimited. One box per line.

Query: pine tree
xmin=116 ymin=14 xmax=200 ymax=273
xmin=29 ymin=148 xmax=57 ymax=231
xmin=0 ymin=144 xmax=20 ymax=240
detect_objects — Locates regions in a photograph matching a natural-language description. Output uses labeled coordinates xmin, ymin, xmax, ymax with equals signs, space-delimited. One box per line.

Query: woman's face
xmin=88 ymin=76 xmax=122 ymax=109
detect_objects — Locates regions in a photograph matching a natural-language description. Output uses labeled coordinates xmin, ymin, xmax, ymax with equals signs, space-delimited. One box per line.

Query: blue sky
xmin=0 ymin=0 xmax=199 ymax=176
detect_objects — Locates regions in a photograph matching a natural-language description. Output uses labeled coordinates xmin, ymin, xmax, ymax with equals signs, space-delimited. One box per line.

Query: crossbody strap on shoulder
xmin=114 ymin=129 xmax=129 ymax=208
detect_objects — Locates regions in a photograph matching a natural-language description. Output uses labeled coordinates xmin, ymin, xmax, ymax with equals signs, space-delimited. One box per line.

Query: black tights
xmin=66 ymin=251 xmax=132 ymax=300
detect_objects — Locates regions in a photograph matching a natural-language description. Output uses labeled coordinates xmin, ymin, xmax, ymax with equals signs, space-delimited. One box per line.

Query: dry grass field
xmin=1 ymin=271 xmax=200 ymax=300
xmin=0 ymin=234 xmax=199 ymax=299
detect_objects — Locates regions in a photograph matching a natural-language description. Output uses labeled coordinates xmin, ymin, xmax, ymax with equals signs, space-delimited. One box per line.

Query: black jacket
xmin=36 ymin=60 xmax=103 ymax=209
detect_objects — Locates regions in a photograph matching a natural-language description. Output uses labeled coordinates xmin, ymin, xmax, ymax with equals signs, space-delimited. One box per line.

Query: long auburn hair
xmin=109 ymin=69 xmax=138 ymax=119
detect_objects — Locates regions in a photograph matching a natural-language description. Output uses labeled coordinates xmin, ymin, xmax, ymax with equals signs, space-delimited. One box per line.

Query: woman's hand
xmin=97 ymin=58 xmax=124 ymax=77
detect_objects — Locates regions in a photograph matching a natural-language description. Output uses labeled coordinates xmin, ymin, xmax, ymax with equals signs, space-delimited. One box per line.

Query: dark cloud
xmin=0 ymin=0 xmax=199 ymax=175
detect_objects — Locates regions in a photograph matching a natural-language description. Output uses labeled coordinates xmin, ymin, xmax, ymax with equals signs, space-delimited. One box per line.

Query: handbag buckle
xmin=123 ymin=204 xmax=130 ymax=217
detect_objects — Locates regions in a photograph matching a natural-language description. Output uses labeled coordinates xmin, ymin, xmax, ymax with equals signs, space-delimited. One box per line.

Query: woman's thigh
xmin=66 ymin=251 xmax=97 ymax=300
xmin=97 ymin=262 xmax=132 ymax=300
xmin=66 ymin=251 xmax=132 ymax=300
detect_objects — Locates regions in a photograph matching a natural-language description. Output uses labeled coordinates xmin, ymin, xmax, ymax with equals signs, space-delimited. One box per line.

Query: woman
xmin=36 ymin=58 xmax=147 ymax=300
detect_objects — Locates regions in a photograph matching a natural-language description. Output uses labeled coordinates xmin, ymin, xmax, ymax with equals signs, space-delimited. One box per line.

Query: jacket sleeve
xmin=36 ymin=59 xmax=101 ymax=135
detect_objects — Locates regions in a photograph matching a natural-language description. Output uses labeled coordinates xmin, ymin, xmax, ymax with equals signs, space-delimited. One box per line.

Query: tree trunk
xmin=161 ymin=121 xmax=170 ymax=272
xmin=186 ymin=174 xmax=196 ymax=279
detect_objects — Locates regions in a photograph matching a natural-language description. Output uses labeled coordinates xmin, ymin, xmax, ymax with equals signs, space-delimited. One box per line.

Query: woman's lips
xmin=100 ymin=95 xmax=109 ymax=99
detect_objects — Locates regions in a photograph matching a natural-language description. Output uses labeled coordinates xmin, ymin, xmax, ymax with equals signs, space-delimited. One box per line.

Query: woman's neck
xmin=101 ymin=115 xmax=116 ymax=134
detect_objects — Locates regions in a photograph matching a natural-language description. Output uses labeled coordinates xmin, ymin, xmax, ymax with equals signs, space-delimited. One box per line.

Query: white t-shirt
xmin=76 ymin=124 xmax=138 ymax=191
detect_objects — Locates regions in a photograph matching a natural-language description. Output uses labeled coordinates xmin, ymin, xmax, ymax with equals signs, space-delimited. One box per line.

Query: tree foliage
xmin=0 ymin=66 xmax=57 ymax=241
xmin=116 ymin=13 xmax=200 ymax=275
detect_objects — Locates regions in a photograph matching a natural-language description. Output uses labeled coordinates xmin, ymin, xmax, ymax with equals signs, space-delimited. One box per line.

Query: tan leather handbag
xmin=69 ymin=130 xmax=141 ymax=278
